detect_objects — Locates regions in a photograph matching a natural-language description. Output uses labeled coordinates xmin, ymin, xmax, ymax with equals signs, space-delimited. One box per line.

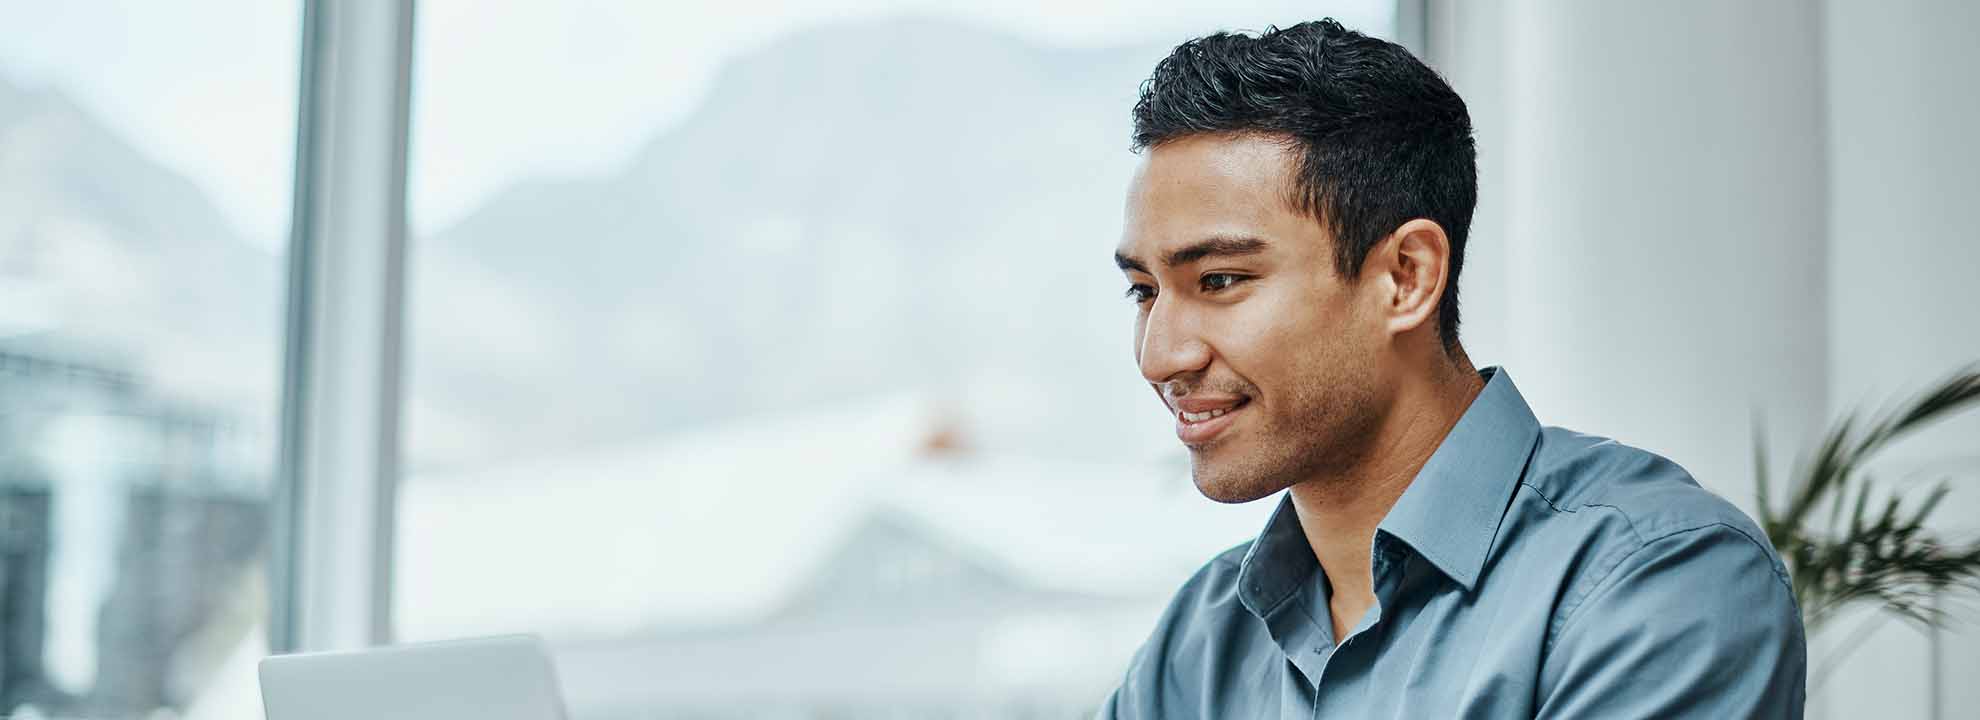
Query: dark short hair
xmin=1132 ymin=19 xmax=1477 ymax=350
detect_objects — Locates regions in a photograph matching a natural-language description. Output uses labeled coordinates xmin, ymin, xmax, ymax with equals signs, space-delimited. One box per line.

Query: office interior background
xmin=1 ymin=0 xmax=1974 ymax=718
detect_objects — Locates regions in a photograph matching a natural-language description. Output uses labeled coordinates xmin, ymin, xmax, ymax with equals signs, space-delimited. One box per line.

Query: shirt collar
xmin=1237 ymin=366 xmax=1540 ymax=616
xmin=1236 ymin=493 xmax=1316 ymax=619
xmin=1376 ymin=366 xmax=1540 ymax=592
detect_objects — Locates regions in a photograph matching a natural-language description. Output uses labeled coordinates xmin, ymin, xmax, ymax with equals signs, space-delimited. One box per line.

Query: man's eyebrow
xmin=1162 ymin=235 xmax=1270 ymax=268
xmin=1114 ymin=251 xmax=1149 ymax=274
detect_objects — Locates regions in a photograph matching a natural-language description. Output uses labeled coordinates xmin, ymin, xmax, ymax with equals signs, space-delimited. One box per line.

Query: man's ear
xmin=1366 ymin=218 xmax=1450 ymax=339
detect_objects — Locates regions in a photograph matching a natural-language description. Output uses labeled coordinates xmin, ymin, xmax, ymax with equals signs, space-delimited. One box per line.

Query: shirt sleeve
xmin=1536 ymin=523 xmax=1806 ymax=718
xmin=1093 ymin=643 xmax=1147 ymax=720
xmin=1096 ymin=584 xmax=1189 ymax=720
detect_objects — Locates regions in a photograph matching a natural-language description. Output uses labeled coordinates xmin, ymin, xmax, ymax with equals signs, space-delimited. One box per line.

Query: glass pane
xmin=0 ymin=3 xmax=299 ymax=718
xmin=401 ymin=3 xmax=1396 ymax=717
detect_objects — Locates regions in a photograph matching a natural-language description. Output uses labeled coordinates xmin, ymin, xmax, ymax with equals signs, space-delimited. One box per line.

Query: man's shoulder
xmin=1524 ymin=426 xmax=1774 ymax=550
xmin=1504 ymin=425 xmax=1805 ymax=629
xmin=1515 ymin=432 xmax=1808 ymax=715
xmin=1508 ymin=427 xmax=1800 ymax=660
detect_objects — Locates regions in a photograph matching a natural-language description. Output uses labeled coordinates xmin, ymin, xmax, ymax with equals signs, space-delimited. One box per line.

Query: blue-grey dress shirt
xmin=1099 ymin=367 xmax=1806 ymax=718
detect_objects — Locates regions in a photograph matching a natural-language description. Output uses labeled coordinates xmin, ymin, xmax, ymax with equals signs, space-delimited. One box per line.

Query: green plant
xmin=1753 ymin=364 xmax=1980 ymax=644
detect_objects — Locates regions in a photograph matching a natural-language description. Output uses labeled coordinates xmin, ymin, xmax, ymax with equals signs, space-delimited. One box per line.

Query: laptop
xmin=259 ymin=634 xmax=569 ymax=720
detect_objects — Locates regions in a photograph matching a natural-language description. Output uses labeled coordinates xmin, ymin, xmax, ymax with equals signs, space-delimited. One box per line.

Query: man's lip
xmin=1175 ymin=398 xmax=1248 ymax=445
xmin=1170 ymin=395 xmax=1250 ymax=414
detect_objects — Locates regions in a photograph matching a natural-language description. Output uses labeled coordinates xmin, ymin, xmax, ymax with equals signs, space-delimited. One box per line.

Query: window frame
xmin=269 ymin=0 xmax=418 ymax=654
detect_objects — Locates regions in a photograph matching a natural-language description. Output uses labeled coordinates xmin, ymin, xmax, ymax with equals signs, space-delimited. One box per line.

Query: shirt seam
xmin=1520 ymin=475 xmax=1795 ymax=588
xmin=1518 ymin=479 xmax=1643 ymax=642
xmin=1518 ymin=478 xmax=1645 ymax=542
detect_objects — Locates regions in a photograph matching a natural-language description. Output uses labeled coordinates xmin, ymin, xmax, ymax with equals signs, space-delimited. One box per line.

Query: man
xmin=1100 ymin=19 xmax=1805 ymax=718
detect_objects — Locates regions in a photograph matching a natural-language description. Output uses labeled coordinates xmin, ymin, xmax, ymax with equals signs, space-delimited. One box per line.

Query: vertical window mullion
xmin=271 ymin=0 xmax=417 ymax=654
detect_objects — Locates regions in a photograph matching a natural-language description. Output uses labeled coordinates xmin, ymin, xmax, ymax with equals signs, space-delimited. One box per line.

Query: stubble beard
xmin=1189 ymin=373 xmax=1383 ymax=504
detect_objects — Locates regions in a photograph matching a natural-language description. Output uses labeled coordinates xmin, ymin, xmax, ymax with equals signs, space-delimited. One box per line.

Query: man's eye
xmin=1201 ymin=273 xmax=1250 ymax=292
xmin=1124 ymin=283 xmax=1156 ymax=304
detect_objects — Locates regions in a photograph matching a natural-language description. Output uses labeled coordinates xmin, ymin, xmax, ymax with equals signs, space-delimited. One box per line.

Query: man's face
xmin=1116 ymin=133 xmax=1390 ymax=503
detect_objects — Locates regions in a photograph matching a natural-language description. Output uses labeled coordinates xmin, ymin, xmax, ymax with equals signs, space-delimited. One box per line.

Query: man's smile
xmin=1172 ymin=394 xmax=1251 ymax=445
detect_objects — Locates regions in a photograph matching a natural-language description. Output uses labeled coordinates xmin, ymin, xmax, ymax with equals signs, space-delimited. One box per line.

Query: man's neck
xmin=1288 ymin=351 xmax=1485 ymax=640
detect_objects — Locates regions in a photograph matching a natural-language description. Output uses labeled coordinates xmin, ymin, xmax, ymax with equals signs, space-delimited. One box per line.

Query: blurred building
xmin=0 ymin=341 xmax=267 ymax=718
xmin=90 ymin=487 xmax=264 ymax=715
xmin=0 ymin=485 xmax=52 ymax=711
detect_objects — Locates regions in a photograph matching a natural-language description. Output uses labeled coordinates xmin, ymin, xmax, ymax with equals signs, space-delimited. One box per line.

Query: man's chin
xmin=1188 ymin=460 xmax=1287 ymax=504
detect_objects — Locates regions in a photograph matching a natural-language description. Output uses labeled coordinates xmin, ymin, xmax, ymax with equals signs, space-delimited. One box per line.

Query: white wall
xmin=1432 ymin=1 xmax=1979 ymax=717
xmin=1822 ymin=1 xmax=1980 ymax=718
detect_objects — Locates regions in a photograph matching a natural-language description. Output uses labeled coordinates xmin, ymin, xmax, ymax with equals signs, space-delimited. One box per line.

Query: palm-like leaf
xmin=1755 ymin=364 xmax=1980 ymax=632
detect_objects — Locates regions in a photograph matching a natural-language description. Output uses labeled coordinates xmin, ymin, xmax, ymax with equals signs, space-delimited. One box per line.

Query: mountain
xmin=1 ymin=16 xmax=1189 ymax=474
xmin=409 ymin=16 xmax=1177 ymax=470
xmin=0 ymin=72 xmax=283 ymax=431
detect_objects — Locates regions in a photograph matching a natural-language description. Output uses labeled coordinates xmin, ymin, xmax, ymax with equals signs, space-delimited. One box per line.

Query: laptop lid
xmin=259 ymin=635 xmax=569 ymax=720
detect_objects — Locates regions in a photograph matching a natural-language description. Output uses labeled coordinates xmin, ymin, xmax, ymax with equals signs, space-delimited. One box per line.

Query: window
xmin=0 ymin=2 xmax=300 ymax=718
xmin=397 ymin=3 xmax=1398 ymax=716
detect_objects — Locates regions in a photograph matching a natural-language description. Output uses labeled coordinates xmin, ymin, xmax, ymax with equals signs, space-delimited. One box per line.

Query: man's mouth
xmin=1173 ymin=396 xmax=1251 ymax=445
xmin=1179 ymin=401 xmax=1245 ymax=423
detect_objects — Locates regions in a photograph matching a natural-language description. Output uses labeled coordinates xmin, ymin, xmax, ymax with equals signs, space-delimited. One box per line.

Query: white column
xmin=271 ymin=0 xmax=417 ymax=653
xmin=1823 ymin=2 xmax=1980 ymax=718
xmin=1435 ymin=0 xmax=1830 ymax=508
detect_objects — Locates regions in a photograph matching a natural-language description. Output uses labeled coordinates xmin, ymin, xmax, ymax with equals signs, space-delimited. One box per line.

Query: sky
xmin=0 ymin=0 xmax=1394 ymax=245
xmin=0 ymin=0 xmax=302 ymax=248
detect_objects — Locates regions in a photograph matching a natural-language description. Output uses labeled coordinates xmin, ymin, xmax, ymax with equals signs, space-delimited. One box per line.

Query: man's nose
xmin=1137 ymin=297 xmax=1213 ymax=386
